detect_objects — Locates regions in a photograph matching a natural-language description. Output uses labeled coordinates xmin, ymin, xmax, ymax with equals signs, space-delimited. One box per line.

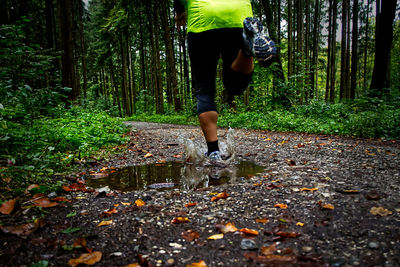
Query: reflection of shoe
xmin=242 ymin=17 xmax=276 ymax=67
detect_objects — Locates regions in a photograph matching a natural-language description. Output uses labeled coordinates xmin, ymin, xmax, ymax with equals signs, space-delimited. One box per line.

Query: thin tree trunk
xmin=78 ymin=0 xmax=88 ymax=99
xmin=288 ymin=0 xmax=293 ymax=78
xmin=330 ymin=0 xmax=338 ymax=102
xmin=325 ymin=0 xmax=333 ymax=101
xmin=311 ymin=0 xmax=320 ymax=99
xmin=340 ymin=0 xmax=348 ymax=101
xmin=363 ymin=0 xmax=370 ymax=91
xmin=120 ymin=33 xmax=131 ymax=116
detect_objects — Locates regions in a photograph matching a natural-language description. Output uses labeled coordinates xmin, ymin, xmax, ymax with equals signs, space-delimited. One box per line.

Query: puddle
xmin=87 ymin=161 xmax=265 ymax=191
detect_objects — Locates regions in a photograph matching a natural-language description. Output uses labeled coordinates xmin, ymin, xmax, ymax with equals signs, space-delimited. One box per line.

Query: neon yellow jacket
xmin=177 ymin=0 xmax=253 ymax=33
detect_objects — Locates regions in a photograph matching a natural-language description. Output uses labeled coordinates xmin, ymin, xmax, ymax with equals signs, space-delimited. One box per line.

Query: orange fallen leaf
xmin=211 ymin=191 xmax=229 ymax=202
xmin=216 ymin=222 xmax=238 ymax=233
xmin=296 ymin=222 xmax=304 ymax=227
xmin=101 ymin=207 xmax=118 ymax=216
xmin=124 ymin=264 xmax=140 ymax=267
xmin=185 ymin=202 xmax=197 ymax=207
xmin=255 ymin=218 xmax=269 ymax=224
xmin=171 ymin=217 xmax=190 ymax=224
xmin=68 ymin=251 xmax=102 ymax=267
xmin=121 ymin=202 xmax=131 ymax=206
xmin=182 ymin=229 xmax=200 ymax=241
xmin=370 ymin=207 xmax=392 ymax=216
xmin=240 ymin=228 xmax=259 ymax=236
xmin=186 ymin=260 xmax=207 ymax=267
xmin=208 ymin=233 xmax=224 ymax=240
xmin=172 ymin=154 xmax=182 ymax=158
xmin=244 ymin=253 xmax=296 ymax=265
xmin=114 ymin=204 xmax=120 ymax=207
xmin=0 ymin=198 xmax=17 ymax=215
xmin=343 ymin=189 xmax=359 ymax=193
xmin=300 ymin=187 xmax=318 ymax=192
xmin=135 ymin=199 xmax=145 ymax=207
xmin=253 ymin=182 xmax=262 ymax=187
xmin=322 ymin=204 xmax=334 ymax=210
xmin=144 ymin=152 xmax=153 ymax=158
xmin=98 ymin=220 xmax=113 ymax=227
xmin=274 ymin=203 xmax=288 ymax=209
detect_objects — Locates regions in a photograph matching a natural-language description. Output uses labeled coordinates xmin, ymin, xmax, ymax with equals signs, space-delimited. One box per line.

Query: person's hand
xmin=175 ymin=12 xmax=187 ymax=31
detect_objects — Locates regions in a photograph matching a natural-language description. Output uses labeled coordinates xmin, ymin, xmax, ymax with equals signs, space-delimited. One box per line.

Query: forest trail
xmin=2 ymin=122 xmax=400 ymax=266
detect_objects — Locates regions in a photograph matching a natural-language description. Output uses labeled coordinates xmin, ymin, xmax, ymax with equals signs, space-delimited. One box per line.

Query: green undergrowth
xmin=128 ymin=99 xmax=400 ymax=140
xmin=0 ymin=107 xmax=130 ymax=193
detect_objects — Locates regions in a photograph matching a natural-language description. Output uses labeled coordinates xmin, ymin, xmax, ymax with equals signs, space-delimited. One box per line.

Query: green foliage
xmin=130 ymin=99 xmax=400 ymax=140
xmin=1 ymin=106 xmax=129 ymax=188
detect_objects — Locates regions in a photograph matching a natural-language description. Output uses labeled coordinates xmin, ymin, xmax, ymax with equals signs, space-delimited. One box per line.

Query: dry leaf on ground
xmin=208 ymin=233 xmax=224 ymax=240
xmin=0 ymin=198 xmax=17 ymax=215
xmin=370 ymin=207 xmax=392 ymax=216
xmin=135 ymin=199 xmax=145 ymax=207
xmin=240 ymin=228 xmax=259 ymax=236
xmin=98 ymin=220 xmax=113 ymax=227
xmin=182 ymin=230 xmax=200 ymax=241
xmin=216 ymin=222 xmax=238 ymax=233
xmin=255 ymin=218 xmax=269 ymax=224
xmin=171 ymin=217 xmax=190 ymax=224
xmin=211 ymin=191 xmax=229 ymax=202
xmin=274 ymin=203 xmax=288 ymax=209
xmin=185 ymin=202 xmax=197 ymax=207
xmin=68 ymin=251 xmax=102 ymax=266
xmin=186 ymin=260 xmax=207 ymax=267
xmin=300 ymin=187 xmax=318 ymax=192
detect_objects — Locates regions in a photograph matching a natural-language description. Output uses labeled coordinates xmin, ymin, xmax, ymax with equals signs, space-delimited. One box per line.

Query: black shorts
xmin=188 ymin=28 xmax=253 ymax=115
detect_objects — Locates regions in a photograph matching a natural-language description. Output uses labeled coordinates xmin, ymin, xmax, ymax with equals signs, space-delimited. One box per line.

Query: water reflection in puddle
xmin=87 ymin=161 xmax=265 ymax=191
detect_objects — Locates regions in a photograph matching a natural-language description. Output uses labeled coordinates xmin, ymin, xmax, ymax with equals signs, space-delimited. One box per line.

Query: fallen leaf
xmin=62 ymin=183 xmax=94 ymax=193
xmin=114 ymin=204 xmax=120 ymax=207
xmin=171 ymin=217 xmax=190 ymax=224
xmin=274 ymin=203 xmax=288 ymax=209
xmin=240 ymin=228 xmax=259 ymax=236
xmin=211 ymin=191 xmax=229 ymax=202
xmin=297 ymin=143 xmax=305 ymax=148
xmin=208 ymin=233 xmax=224 ymax=240
xmin=124 ymin=264 xmax=140 ymax=267
xmin=121 ymin=202 xmax=131 ymax=206
xmin=216 ymin=222 xmax=238 ymax=233
xmin=186 ymin=260 xmax=207 ymax=267
xmin=253 ymin=182 xmax=262 ymax=187
xmin=135 ymin=199 xmax=145 ymax=207
xmin=33 ymin=197 xmax=58 ymax=208
xmin=370 ymin=207 xmax=392 ymax=216
xmin=101 ymin=208 xmax=118 ymax=217
xmin=343 ymin=189 xmax=359 ymax=193
xmin=300 ymin=187 xmax=318 ymax=192
xmin=182 ymin=230 xmax=200 ymax=241
xmin=244 ymin=252 xmax=296 ymax=264
xmin=0 ymin=198 xmax=17 ymax=215
xmin=296 ymin=222 xmax=304 ymax=227
xmin=260 ymin=244 xmax=277 ymax=256
xmin=172 ymin=154 xmax=182 ymax=158
xmin=322 ymin=204 xmax=334 ymax=210
xmin=144 ymin=152 xmax=153 ymax=158
xmin=98 ymin=220 xmax=113 ymax=227
xmin=255 ymin=218 xmax=269 ymax=224
xmin=68 ymin=251 xmax=102 ymax=267
xmin=0 ymin=218 xmax=45 ymax=236
xmin=275 ymin=231 xmax=301 ymax=238
xmin=185 ymin=202 xmax=197 ymax=207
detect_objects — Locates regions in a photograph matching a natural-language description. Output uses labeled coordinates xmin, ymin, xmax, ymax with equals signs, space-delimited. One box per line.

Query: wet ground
xmin=1 ymin=121 xmax=400 ymax=266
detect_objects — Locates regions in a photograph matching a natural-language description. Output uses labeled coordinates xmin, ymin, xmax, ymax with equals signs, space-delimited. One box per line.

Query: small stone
xmin=169 ymin=243 xmax=182 ymax=249
xmin=368 ymin=242 xmax=379 ymax=249
xmin=240 ymin=239 xmax=258 ymax=250
xmin=110 ymin=252 xmax=123 ymax=257
xmin=302 ymin=246 xmax=313 ymax=252
xmin=159 ymin=250 xmax=166 ymax=254
xmin=329 ymin=258 xmax=346 ymax=267
xmin=167 ymin=258 xmax=175 ymax=265
xmin=48 ymin=192 xmax=57 ymax=198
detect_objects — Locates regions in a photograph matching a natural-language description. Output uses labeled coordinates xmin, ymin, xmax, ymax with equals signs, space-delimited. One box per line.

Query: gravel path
xmin=1 ymin=121 xmax=400 ymax=266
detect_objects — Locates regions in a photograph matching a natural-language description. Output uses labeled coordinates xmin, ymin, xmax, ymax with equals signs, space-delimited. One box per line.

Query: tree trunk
xmin=58 ymin=0 xmax=78 ymax=102
xmin=161 ymin=0 xmax=182 ymax=111
xmin=363 ymin=0 xmax=370 ymax=91
xmin=330 ymin=0 xmax=338 ymax=102
xmin=78 ymin=0 xmax=88 ymax=99
xmin=311 ymin=0 xmax=320 ymax=99
xmin=370 ymin=0 xmax=397 ymax=97
xmin=340 ymin=0 xmax=349 ymax=101
xmin=325 ymin=0 xmax=333 ymax=101
xmin=120 ymin=33 xmax=131 ymax=116
xmin=288 ymin=0 xmax=294 ymax=78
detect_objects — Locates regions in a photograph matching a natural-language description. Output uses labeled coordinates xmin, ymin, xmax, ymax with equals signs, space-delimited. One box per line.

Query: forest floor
xmin=1 ymin=121 xmax=400 ymax=267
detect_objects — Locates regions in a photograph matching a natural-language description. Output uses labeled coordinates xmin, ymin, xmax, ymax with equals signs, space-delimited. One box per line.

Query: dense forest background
xmin=1 ymin=0 xmax=400 ymax=185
